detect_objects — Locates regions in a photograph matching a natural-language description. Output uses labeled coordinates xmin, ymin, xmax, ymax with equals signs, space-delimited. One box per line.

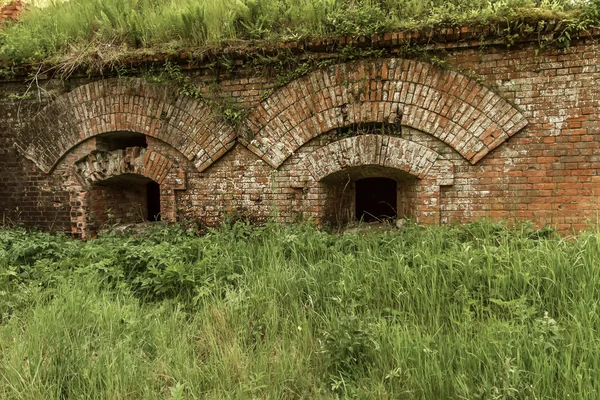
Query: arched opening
xmin=87 ymin=174 xmax=160 ymax=231
xmin=300 ymin=135 xmax=454 ymax=227
xmin=355 ymin=177 xmax=397 ymax=222
xmin=320 ymin=166 xmax=417 ymax=225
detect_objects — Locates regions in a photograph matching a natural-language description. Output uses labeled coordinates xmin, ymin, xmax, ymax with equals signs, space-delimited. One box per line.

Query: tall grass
xmin=0 ymin=0 xmax=592 ymax=65
xmin=1 ymin=221 xmax=600 ymax=398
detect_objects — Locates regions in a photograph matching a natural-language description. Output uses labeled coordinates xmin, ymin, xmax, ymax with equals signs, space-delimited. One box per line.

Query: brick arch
xmin=74 ymin=147 xmax=186 ymax=190
xmin=298 ymin=135 xmax=454 ymax=185
xmin=18 ymin=78 xmax=236 ymax=174
xmin=245 ymin=58 xmax=528 ymax=168
xmin=70 ymin=147 xmax=186 ymax=238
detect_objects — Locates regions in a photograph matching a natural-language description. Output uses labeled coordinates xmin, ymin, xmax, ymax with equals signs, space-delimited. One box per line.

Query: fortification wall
xmin=1 ymin=37 xmax=599 ymax=236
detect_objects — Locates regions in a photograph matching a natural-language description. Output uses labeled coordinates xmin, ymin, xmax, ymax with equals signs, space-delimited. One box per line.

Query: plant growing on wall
xmin=0 ymin=0 xmax=597 ymax=72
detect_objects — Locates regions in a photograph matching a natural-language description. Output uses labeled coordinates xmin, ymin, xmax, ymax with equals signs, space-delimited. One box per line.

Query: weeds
xmin=142 ymin=61 xmax=249 ymax=126
xmin=0 ymin=221 xmax=600 ymax=397
xmin=0 ymin=0 xmax=596 ymax=70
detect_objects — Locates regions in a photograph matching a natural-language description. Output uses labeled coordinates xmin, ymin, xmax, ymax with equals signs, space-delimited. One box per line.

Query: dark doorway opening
xmin=147 ymin=181 xmax=161 ymax=221
xmin=355 ymin=177 xmax=397 ymax=222
xmin=86 ymin=175 xmax=163 ymax=235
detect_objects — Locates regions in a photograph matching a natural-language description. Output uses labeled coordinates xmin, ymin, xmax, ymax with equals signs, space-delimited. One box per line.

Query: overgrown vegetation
xmin=1 ymin=221 xmax=600 ymax=398
xmin=140 ymin=61 xmax=249 ymax=126
xmin=0 ymin=0 xmax=597 ymax=71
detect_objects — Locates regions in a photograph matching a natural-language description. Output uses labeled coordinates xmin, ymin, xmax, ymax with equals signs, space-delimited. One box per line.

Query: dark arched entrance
xmin=319 ymin=165 xmax=417 ymax=225
xmin=355 ymin=177 xmax=397 ymax=222
xmin=87 ymin=174 xmax=161 ymax=231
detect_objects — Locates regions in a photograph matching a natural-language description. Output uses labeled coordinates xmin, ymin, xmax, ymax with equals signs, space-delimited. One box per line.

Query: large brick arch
xmin=245 ymin=59 xmax=528 ymax=168
xmin=299 ymin=135 xmax=454 ymax=184
xmin=17 ymin=78 xmax=236 ymax=173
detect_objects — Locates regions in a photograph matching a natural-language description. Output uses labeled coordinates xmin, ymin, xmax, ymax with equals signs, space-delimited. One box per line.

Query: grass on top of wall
xmin=1 ymin=220 xmax=600 ymax=398
xmin=0 ymin=0 xmax=596 ymax=70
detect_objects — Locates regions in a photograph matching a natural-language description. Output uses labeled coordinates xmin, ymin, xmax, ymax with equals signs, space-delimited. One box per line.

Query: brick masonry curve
xmin=298 ymin=134 xmax=454 ymax=185
xmin=74 ymin=147 xmax=186 ymax=190
xmin=16 ymin=78 xmax=236 ymax=174
xmin=245 ymin=58 xmax=528 ymax=168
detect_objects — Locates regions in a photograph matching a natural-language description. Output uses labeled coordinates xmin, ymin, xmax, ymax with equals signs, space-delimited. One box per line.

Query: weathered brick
xmin=3 ymin=39 xmax=600 ymax=235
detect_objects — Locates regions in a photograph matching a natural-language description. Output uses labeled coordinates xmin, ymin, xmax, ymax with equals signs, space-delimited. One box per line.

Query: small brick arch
xmin=70 ymin=147 xmax=186 ymax=238
xmin=245 ymin=58 xmax=528 ymax=168
xmin=299 ymin=135 xmax=454 ymax=184
xmin=17 ymin=78 xmax=236 ymax=174
xmin=74 ymin=147 xmax=186 ymax=190
xmin=298 ymin=135 xmax=454 ymax=225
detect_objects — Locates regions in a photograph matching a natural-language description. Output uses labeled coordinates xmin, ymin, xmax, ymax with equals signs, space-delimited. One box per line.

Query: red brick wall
xmin=440 ymin=44 xmax=600 ymax=231
xmin=0 ymin=82 xmax=71 ymax=232
xmin=87 ymin=181 xmax=148 ymax=232
xmin=0 ymin=1 xmax=23 ymax=24
xmin=2 ymin=37 xmax=600 ymax=236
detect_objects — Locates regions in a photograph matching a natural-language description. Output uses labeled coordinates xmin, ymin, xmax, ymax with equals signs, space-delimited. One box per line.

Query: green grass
xmin=1 ymin=221 xmax=600 ymax=398
xmin=0 ymin=0 xmax=595 ymax=68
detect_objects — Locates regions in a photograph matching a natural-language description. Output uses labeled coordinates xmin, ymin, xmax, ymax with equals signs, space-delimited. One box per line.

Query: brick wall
xmin=2 ymin=35 xmax=600 ymax=236
xmin=0 ymin=82 xmax=71 ymax=232
xmin=87 ymin=180 xmax=148 ymax=232
xmin=0 ymin=1 xmax=23 ymax=24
